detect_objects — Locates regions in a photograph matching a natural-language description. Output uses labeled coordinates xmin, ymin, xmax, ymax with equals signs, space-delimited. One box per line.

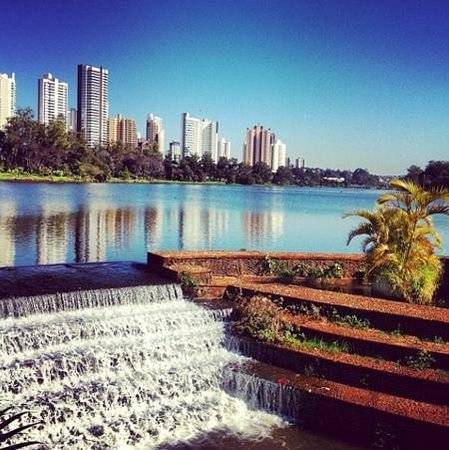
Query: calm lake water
xmin=0 ymin=182 xmax=448 ymax=267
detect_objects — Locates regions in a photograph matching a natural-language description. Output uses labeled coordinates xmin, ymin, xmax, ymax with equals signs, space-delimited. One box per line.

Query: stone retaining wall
xmin=148 ymin=250 xmax=365 ymax=278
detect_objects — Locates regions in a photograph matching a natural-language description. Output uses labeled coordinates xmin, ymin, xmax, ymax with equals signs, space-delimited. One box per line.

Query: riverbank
xmin=0 ymin=171 xmax=384 ymax=188
xmin=0 ymin=171 xmax=225 ymax=185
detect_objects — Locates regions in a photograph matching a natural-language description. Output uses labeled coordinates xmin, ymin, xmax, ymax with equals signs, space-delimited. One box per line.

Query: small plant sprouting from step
xmin=178 ymin=272 xmax=199 ymax=297
xmin=328 ymin=308 xmax=371 ymax=329
xmin=299 ymin=337 xmax=351 ymax=354
xmin=433 ymin=336 xmax=445 ymax=344
xmin=286 ymin=302 xmax=321 ymax=318
xmin=390 ymin=327 xmax=403 ymax=337
xmin=400 ymin=350 xmax=435 ymax=370
xmin=358 ymin=374 xmax=370 ymax=387
xmin=0 ymin=406 xmax=43 ymax=449
xmin=303 ymin=364 xmax=318 ymax=378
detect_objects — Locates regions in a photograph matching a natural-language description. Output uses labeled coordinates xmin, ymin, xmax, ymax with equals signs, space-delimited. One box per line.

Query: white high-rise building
xmin=217 ymin=136 xmax=231 ymax=159
xmin=68 ymin=107 xmax=77 ymax=132
xmin=168 ymin=141 xmax=181 ymax=161
xmin=0 ymin=73 xmax=16 ymax=129
xmin=295 ymin=157 xmax=305 ymax=169
xmin=271 ymin=139 xmax=287 ymax=172
xmin=242 ymin=124 xmax=286 ymax=171
xmin=181 ymin=112 xmax=218 ymax=160
xmin=38 ymin=73 xmax=68 ymax=127
xmin=146 ymin=114 xmax=165 ymax=152
xmin=77 ymin=64 xmax=109 ymax=147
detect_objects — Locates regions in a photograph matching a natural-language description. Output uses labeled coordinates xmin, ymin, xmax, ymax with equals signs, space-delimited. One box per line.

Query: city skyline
xmin=3 ymin=1 xmax=449 ymax=173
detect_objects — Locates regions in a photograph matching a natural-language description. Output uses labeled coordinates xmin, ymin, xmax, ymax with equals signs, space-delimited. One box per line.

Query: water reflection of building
xmin=74 ymin=206 xmax=136 ymax=263
xmin=0 ymin=200 xmax=16 ymax=266
xmin=243 ymin=210 xmax=284 ymax=245
xmin=178 ymin=203 xmax=229 ymax=249
xmin=36 ymin=204 xmax=69 ymax=264
xmin=178 ymin=204 xmax=201 ymax=250
xmin=144 ymin=204 xmax=163 ymax=248
xmin=202 ymin=208 xmax=229 ymax=247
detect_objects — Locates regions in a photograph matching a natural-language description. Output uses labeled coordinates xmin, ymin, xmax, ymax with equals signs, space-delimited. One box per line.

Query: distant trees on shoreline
xmin=1 ymin=109 xmax=445 ymax=189
xmin=405 ymin=162 xmax=449 ymax=189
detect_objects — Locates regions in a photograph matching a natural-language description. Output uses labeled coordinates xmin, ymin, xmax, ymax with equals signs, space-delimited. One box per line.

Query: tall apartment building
xmin=0 ymin=73 xmax=16 ymax=129
xmin=271 ymin=139 xmax=287 ymax=172
xmin=168 ymin=141 xmax=181 ymax=161
xmin=242 ymin=125 xmax=275 ymax=167
xmin=217 ymin=137 xmax=231 ymax=159
xmin=181 ymin=112 xmax=218 ymax=161
xmin=295 ymin=157 xmax=305 ymax=169
xmin=77 ymin=64 xmax=109 ymax=147
xmin=107 ymin=114 xmax=137 ymax=147
xmin=38 ymin=73 xmax=68 ymax=127
xmin=242 ymin=124 xmax=287 ymax=171
xmin=146 ymin=113 xmax=165 ymax=153
xmin=68 ymin=107 xmax=77 ymax=132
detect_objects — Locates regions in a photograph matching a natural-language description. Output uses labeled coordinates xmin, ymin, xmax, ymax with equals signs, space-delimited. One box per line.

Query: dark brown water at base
xmin=162 ymin=425 xmax=366 ymax=450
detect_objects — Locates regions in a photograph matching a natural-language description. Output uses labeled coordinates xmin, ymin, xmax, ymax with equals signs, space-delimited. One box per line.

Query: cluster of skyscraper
xmin=1 ymin=66 xmax=295 ymax=171
xmin=243 ymin=125 xmax=287 ymax=172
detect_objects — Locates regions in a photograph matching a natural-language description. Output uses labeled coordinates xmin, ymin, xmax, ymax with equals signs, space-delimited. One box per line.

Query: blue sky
xmin=2 ymin=0 xmax=449 ymax=174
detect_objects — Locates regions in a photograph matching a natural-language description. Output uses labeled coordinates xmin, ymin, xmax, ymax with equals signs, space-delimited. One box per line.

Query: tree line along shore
xmin=1 ymin=109 xmax=448 ymax=188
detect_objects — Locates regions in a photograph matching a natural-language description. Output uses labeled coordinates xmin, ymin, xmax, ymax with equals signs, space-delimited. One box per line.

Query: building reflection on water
xmin=0 ymin=196 xmax=283 ymax=267
xmin=36 ymin=203 xmax=69 ymax=264
xmin=0 ymin=200 xmax=16 ymax=266
xmin=177 ymin=203 xmax=230 ymax=250
xmin=243 ymin=210 xmax=284 ymax=246
xmin=74 ymin=206 xmax=136 ymax=263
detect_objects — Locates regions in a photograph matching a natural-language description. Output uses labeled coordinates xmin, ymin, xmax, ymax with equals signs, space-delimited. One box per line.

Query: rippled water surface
xmin=0 ymin=182 xmax=448 ymax=267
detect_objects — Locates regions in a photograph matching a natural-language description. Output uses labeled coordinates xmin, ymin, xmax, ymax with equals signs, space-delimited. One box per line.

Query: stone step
xmin=290 ymin=315 xmax=449 ymax=370
xmin=226 ymin=282 xmax=449 ymax=340
xmin=230 ymin=335 xmax=449 ymax=405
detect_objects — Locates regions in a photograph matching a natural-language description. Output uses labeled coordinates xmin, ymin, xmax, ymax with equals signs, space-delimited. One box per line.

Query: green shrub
xmin=346 ymin=179 xmax=449 ymax=305
xmin=178 ymin=272 xmax=199 ymax=297
xmin=234 ymin=296 xmax=351 ymax=355
xmin=261 ymin=256 xmax=346 ymax=283
xmin=234 ymin=295 xmax=285 ymax=342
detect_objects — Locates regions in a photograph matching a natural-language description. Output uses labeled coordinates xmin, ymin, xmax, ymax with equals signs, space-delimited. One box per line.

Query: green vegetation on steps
xmin=178 ymin=272 xmax=199 ymax=297
xmin=234 ymin=295 xmax=351 ymax=354
xmin=260 ymin=256 xmax=345 ymax=283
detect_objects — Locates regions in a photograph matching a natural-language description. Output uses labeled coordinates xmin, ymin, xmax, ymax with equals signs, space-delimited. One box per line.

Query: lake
xmin=0 ymin=182 xmax=448 ymax=267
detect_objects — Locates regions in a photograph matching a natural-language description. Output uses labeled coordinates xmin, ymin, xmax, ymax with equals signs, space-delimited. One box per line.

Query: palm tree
xmin=0 ymin=406 xmax=42 ymax=449
xmin=346 ymin=179 xmax=449 ymax=304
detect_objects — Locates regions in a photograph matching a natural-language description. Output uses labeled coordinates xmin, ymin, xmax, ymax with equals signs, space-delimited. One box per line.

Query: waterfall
xmin=0 ymin=284 xmax=285 ymax=449
xmin=222 ymin=362 xmax=302 ymax=421
xmin=0 ymin=284 xmax=183 ymax=318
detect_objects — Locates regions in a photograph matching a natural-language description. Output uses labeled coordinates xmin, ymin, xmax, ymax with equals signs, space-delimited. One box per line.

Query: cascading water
xmin=0 ymin=284 xmax=285 ymax=449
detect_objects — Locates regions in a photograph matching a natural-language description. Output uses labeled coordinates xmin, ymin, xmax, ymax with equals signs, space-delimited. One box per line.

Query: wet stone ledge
xmin=0 ymin=261 xmax=169 ymax=300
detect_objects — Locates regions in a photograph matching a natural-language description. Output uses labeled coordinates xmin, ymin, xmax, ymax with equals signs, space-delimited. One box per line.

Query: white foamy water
xmin=0 ymin=284 xmax=284 ymax=449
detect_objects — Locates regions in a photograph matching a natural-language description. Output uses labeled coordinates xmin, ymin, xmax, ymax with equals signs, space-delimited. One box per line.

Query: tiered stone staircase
xmin=226 ymin=281 xmax=449 ymax=449
xmin=148 ymin=251 xmax=449 ymax=449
